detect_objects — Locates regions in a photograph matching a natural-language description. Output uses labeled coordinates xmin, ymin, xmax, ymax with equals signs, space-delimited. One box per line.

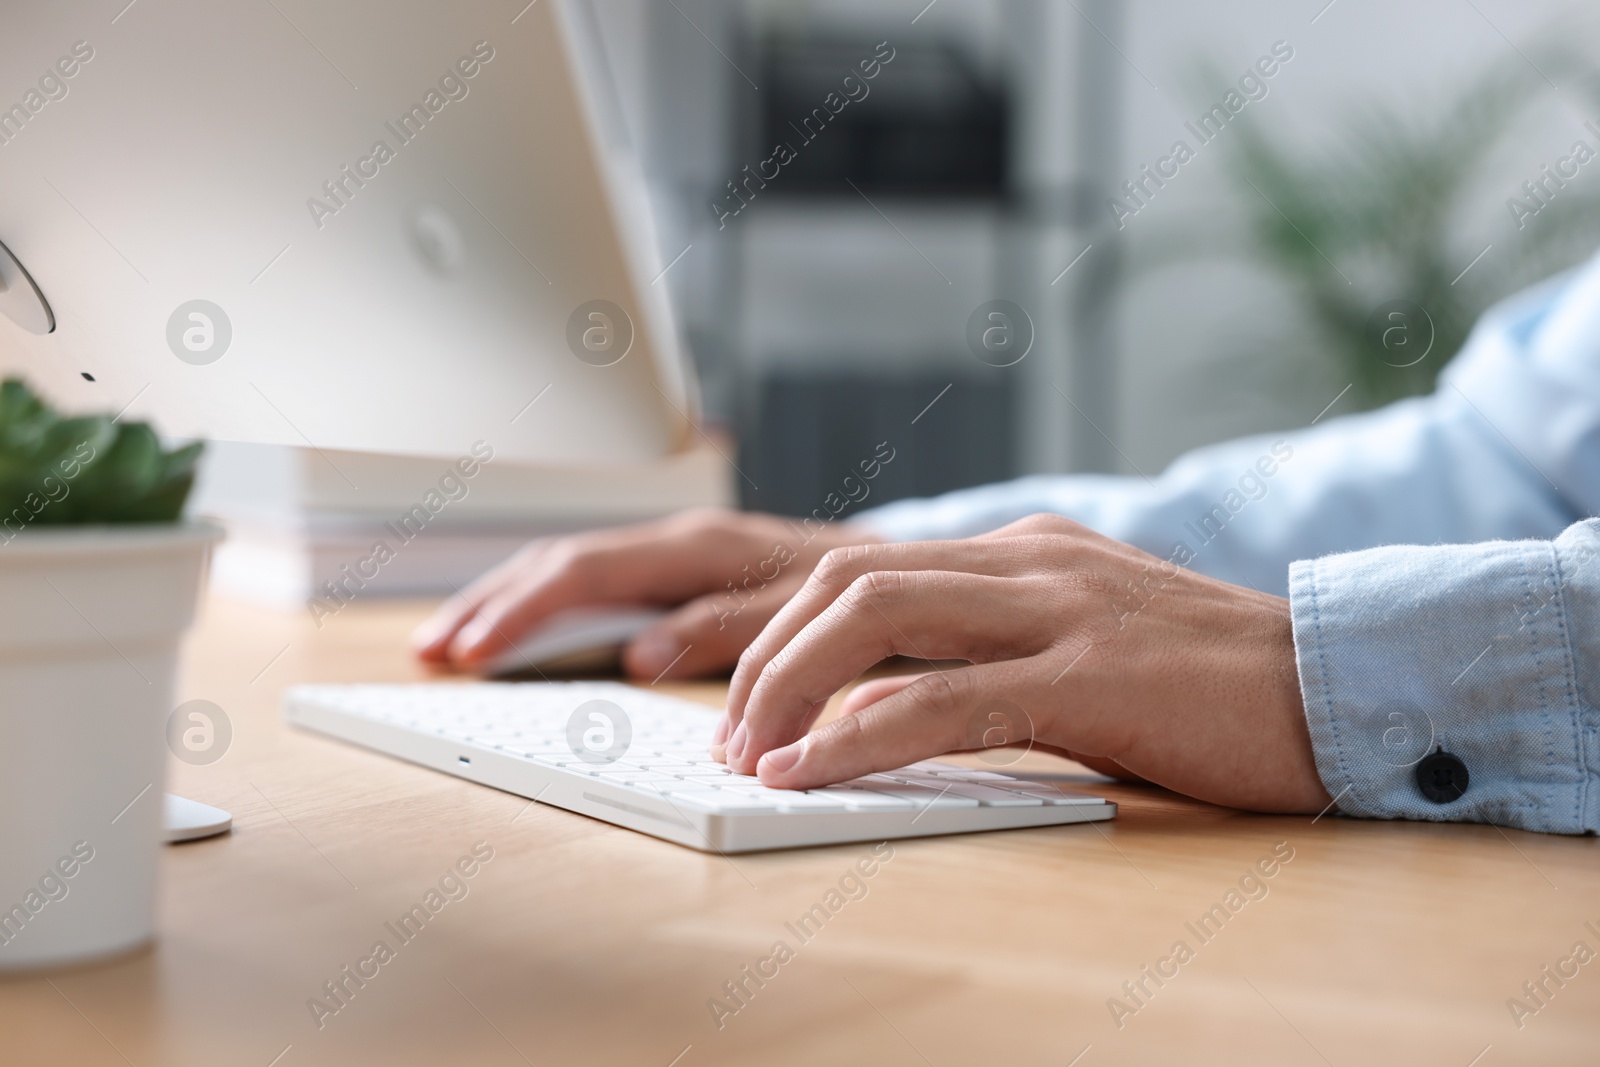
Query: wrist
xmin=1259 ymin=591 xmax=1330 ymax=813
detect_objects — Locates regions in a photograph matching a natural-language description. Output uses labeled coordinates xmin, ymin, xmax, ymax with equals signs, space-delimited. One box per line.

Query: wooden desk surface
xmin=3 ymin=594 xmax=1597 ymax=1066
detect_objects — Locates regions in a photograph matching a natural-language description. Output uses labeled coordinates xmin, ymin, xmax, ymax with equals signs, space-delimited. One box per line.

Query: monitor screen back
xmin=0 ymin=0 xmax=694 ymax=464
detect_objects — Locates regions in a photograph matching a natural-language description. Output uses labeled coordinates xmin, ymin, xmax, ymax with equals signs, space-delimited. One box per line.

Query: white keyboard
xmin=283 ymin=682 xmax=1115 ymax=853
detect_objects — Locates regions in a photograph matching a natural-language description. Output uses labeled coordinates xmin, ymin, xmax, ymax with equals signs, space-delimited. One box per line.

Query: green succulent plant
xmin=0 ymin=378 xmax=203 ymax=526
xmin=1135 ymin=42 xmax=1600 ymax=411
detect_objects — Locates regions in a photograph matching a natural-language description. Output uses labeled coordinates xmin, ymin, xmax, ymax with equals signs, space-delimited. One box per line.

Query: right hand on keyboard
xmin=716 ymin=514 xmax=1331 ymax=816
xmin=411 ymin=508 xmax=878 ymax=681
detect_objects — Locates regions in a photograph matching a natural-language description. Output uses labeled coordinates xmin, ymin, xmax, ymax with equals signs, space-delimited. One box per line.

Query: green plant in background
xmin=1140 ymin=44 xmax=1600 ymax=411
xmin=0 ymin=378 xmax=203 ymax=526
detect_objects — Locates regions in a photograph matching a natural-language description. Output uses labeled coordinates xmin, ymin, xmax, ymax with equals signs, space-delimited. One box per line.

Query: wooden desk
xmin=3 ymin=594 xmax=1597 ymax=1066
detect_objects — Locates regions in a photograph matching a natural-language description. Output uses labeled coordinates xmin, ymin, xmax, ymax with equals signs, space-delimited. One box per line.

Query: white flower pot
xmin=0 ymin=522 xmax=221 ymax=971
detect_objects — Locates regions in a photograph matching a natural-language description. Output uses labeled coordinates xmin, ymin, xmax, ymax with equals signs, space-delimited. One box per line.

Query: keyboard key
xmin=663 ymin=788 xmax=778 ymax=814
xmin=761 ymin=792 xmax=849 ymax=812
xmin=993 ymin=783 xmax=1102 ymax=806
xmin=596 ymin=770 xmax=678 ymax=785
xmin=856 ymin=779 xmax=981 ymax=808
xmin=883 ymin=770 xmax=949 ymax=784
xmin=810 ymin=788 xmax=915 ymax=810
xmin=907 ymin=761 xmax=963 ymax=774
xmin=527 ymin=754 xmax=585 ymax=768
xmin=660 ymin=784 xmax=726 ymax=801
xmin=933 ymin=782 xmax=1044 ymax=807
xmin=680 ymin=773 xmax=765 ymax=788
xmin=985 ymin=779 xmax=1062 ymax=795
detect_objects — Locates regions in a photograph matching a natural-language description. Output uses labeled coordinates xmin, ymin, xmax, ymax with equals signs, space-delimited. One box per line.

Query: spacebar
xmin=857 ymin=780 xmax=981 ymax=808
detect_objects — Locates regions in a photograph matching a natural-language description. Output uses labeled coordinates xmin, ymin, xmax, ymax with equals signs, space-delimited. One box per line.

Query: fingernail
xmin=629 ymin=629 xmax=680 ymax=676
xmin=759 ymin=738 xmax=805 ymax=776
xmin=452 ymin=617 xmax=494 ymax=656
xmin=727 ymin=722 xmax=747 ymax=761
xmin=711 ymin=716 xmax=729 ymax=745
xmin=410 ymin=619 xmax=444 ymax=650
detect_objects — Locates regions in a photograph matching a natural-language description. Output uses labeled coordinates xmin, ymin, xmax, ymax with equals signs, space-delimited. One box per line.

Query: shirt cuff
xmin=1289 ymin=522 xmax=1600 ymax=834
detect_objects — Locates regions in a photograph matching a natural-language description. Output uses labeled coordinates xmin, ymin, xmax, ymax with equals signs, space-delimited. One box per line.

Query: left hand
xmin=714 ymin=514 xmax=1331 ymax=814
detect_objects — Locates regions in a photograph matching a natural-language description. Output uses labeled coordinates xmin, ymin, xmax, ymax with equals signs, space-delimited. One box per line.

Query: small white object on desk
xmin=284 ymin=681 xmax=1115 ymax=853
xmin=163 ymin=794 xmax=232 ymax=843
xmin=485 ymin=606 xmax=667 ymax=676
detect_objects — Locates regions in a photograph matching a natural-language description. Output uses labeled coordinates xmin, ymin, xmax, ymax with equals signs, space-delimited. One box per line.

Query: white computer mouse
xmin=483 ymin=605 xmax=668 ymax=676
xmin=164 ymin=793 xmax=232 ymax=843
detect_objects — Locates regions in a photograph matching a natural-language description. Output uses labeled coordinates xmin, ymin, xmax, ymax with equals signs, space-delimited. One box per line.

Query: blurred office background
xmin=194 ymin=0 xmax=1600 ymax=605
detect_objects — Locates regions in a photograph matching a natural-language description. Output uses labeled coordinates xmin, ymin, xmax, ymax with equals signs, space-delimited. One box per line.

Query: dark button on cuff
xmin=1416 ymin=747 xmax=1469 ymax=804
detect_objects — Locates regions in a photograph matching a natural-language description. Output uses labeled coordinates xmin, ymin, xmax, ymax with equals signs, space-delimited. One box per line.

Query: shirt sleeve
xmin=854 ymin=259 xmax=1600 ymax=599
xmin=1289 ymin=519 xmax=1600 ymax=835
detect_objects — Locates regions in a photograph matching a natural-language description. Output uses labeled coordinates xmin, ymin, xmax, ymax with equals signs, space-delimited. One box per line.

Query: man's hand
xmin=411 ymin=508 xmax=877 ymax=681
xmin=717 ymin=514 xmax=1330 ymax=814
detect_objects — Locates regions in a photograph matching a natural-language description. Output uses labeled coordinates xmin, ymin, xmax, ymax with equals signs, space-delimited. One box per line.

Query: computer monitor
xmin=0 ymin=0 xmax=695 ymax=464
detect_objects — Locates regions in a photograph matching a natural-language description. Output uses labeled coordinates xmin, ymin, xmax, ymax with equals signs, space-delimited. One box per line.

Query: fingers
xmin=440 ymin=516 xmax=757 ymax=666
xmin=415 ymin=512 xmax=1096 ymax=666
xmin=711 ymin=672 xmax=922 ymax=762
xmin=838 ymin=673 xmax=923 ymax=716
xmin=412 ymin=541 xmax=552 ymax=662
xmin=752 ymin=664 xmax=1015 ymax=790
xmin=621 ymin=580 xmax=797 ymax=682
xmin=444 ymin=551 xmax=599 ymax=665
xmin=744 ymin=670 xmax=1144 ymax=788
xmin=724 ymin=571 xmax=1047 ymax=775
xmin=725 ymin=539 xmax=1029 ymax=728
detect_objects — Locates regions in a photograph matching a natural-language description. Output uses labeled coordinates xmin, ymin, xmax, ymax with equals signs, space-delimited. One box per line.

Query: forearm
xmin=859 ymin=392 xmax=1576 ymax=596
xmin=859 ymin=269 xmax=1598 ymax=597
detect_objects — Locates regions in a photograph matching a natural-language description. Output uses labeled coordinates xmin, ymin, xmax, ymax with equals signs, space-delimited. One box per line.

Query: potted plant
xmin=1130 ymin=42 xmax=1600 ymax=411
xmin=0 ymin=378 xmax=217 ymax=970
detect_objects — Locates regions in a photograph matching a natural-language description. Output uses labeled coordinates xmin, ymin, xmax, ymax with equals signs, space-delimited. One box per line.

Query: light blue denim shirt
xmin=858 ymin=250 xmax=1600 ymax=834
